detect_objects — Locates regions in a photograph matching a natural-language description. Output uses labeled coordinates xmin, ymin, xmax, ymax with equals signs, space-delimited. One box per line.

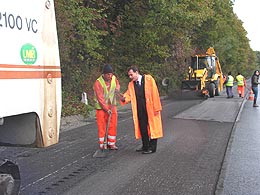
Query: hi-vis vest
xmin=236 ymin=75 xmax=244 ymax=86
xmin=94 ymin=75 xmax=116 ymax=109
xmin=226 ymin=75 xmax=234 ymax=87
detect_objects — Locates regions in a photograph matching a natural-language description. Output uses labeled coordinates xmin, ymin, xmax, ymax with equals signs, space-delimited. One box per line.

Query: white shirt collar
xmin=137 ymin=75 xmax=142 ymax=83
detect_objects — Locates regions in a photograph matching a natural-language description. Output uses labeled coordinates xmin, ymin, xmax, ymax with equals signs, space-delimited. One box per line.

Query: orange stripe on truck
xmin=0 ymin=71 xmax=61 ymax=79
xmin=0 ymin=64 xmax=60 ymax=69
xmin=0 ymin=64 xmax=61 ymax=79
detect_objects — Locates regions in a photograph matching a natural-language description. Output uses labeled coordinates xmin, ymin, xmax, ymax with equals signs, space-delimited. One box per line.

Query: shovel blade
xmin=92 ymin=149 xmax=108 ymax=158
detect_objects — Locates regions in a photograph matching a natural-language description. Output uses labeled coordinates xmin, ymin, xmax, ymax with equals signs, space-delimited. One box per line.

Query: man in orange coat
xmin=118 ymin=66 xmax=163 ymax=154
xmin=93 ymin=64 xmax=120 ymax=150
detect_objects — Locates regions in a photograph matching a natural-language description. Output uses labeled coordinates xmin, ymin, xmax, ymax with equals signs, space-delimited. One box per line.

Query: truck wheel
xmin=0 ymin=160 xmax=20 ymax=195
xmin=209 ymin=83 xmax=215 ymax=97
xmin=0 ymin=174 xmax=15 ymax=195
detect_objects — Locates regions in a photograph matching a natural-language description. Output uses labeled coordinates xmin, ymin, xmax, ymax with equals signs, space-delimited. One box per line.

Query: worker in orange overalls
xmin=93 ymin=64 xmax=120 ymax=150
xmin=118 ymin=66 xmax=163 ymax=154
xmin=236 ymin=72 xmax=246 ymax=98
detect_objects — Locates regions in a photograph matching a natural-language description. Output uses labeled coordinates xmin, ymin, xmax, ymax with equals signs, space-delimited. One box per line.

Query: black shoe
xmin=142 ymin=149 xmax=153 ymax=154
xmin=136 ymin=147 xmax=144 ymax=152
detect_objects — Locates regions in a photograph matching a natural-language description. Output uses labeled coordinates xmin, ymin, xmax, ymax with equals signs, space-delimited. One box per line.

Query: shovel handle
xmin=103 ymin=92 xmax=116 ymax=149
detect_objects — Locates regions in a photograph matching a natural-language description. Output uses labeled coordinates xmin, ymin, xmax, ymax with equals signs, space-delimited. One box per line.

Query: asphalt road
xmin=0 ymin=89 xmax=245 ymax=195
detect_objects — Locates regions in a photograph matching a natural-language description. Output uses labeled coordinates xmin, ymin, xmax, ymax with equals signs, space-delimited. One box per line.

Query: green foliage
xmin=55 ymin=0 xmax=259 ymax=116
xmin=61 ymin=91 xmax=94 ymax=118
xmin=255 ymin=51 xmax=260 ymax=68
xmin=56 ymin=0 xmax=109 ymax=116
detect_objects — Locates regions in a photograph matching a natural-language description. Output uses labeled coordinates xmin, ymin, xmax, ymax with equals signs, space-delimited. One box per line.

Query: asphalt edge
xmin=214 ymin=90 xmax=249 ymax=195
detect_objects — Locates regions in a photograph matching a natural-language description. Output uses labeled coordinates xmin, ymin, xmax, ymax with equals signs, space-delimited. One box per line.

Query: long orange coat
xmin=122 ymin=74 xmax=163 ymax=139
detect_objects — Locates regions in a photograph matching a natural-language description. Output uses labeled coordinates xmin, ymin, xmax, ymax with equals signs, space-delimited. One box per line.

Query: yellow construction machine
xmin=181 ymin=47 xmax=224 ymax=97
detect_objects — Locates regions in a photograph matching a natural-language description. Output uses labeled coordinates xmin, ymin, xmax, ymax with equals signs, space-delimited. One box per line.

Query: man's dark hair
xmin=127 ymin=66 xmax=139 ymax=73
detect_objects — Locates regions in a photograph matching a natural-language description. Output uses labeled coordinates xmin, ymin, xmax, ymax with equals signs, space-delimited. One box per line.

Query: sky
xmin=233 ymin=0 xmax=260 ymax=51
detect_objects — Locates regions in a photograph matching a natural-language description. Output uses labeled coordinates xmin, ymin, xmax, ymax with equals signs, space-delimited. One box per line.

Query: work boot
xmin=253 ymin=104 xmax=259 ymax=107
xmin=108 ymin=145 xmax=118 ymax=150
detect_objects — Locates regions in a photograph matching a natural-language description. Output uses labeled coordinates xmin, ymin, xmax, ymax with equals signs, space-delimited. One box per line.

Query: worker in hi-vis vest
xmin=93 ymin=64 xmax=120 ymax=150
xmin=225 ymin=71 xmax=234 ymax=98
xmin=236 ymin=72 xmax=246 ymax=98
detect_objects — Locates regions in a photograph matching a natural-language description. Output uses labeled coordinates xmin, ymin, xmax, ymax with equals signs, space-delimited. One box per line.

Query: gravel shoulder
xmin=60 ymin=103 xmax=132 ymax=133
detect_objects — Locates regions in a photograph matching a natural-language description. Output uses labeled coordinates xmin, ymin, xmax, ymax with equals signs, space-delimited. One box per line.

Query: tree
xmin=54 ymin=0 xmax=258 ymax=116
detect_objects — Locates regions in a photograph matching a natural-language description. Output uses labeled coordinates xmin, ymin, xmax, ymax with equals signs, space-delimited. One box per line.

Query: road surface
xmin=0 ymin=87 xmax=248 ymax=195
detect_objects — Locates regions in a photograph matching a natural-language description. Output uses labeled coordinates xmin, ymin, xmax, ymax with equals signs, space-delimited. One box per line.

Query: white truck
xmin=0 ymin=1 xmax=61 ymax=193
xmin=0 ymin=0 xmax=61 ymax=147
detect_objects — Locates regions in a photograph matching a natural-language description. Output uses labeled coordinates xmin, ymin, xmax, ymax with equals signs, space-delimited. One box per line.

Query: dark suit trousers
xmin=135 ymin=77 xmax=157 ymax=152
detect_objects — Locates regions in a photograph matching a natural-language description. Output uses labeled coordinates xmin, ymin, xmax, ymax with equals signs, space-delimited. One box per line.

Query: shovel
xmin=93 ymin=111 xmax=112 ymax=158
